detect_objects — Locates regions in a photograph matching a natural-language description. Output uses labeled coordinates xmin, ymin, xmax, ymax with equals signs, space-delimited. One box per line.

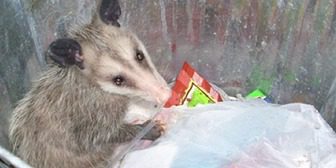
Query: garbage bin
xmin=1 ymin=0 xmax=336 ymax=160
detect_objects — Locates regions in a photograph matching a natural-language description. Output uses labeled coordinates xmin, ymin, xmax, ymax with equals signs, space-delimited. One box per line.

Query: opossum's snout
xmin=157 ymin=86 xmax=171 ymax=104
xmin=142 ymin=82 xmax=171 ymax=105
xmin=124 ymin=67 xmax=171 ymax=105
xmin=132 ymin=58 xmax=172 ymax=104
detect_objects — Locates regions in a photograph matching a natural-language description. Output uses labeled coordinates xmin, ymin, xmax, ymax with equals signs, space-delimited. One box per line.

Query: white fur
xmin=123 ymin=99 xmax=160 ymax=124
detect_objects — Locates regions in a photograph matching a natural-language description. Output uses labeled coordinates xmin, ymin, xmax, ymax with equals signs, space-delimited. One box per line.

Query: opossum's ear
xmin=47 ymin=38 xmax=84 ymax=69
xmin=99 ymin=0 xmax=121 ymax=27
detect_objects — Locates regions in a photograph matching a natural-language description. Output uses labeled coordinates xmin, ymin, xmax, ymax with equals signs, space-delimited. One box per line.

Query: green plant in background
xmin=248 ymin=65 xmax=275 ymax=95
xmin=284 ymin=69 xmax=296 ymax=85
xmin=312 ymin=75 xmax=322 ymax=88
xmin=247 ymin=64 xmax=298 ymax=98
xmin=314 ymin=0 xmax=334 ymax=35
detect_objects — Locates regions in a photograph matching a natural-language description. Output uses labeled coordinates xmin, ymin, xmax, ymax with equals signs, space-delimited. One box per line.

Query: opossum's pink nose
xmin=156 ymin=86 xmax=172 ymax=104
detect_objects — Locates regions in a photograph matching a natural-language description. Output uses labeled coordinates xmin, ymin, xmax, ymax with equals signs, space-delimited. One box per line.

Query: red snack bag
xmin=164 ymin=62 xmax=223 ymax=108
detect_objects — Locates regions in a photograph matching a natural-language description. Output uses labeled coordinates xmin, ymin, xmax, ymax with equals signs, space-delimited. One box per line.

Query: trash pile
xmin=115 ymin=62 xmax=336 ymax=168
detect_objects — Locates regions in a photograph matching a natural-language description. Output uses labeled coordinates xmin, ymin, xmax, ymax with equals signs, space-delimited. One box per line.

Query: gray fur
xmin=9 ymin=66 xmax=151 ymax=168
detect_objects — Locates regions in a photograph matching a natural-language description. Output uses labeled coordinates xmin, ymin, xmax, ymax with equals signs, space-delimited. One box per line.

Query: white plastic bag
xmin=118 ymin=101 xmax=336 ymax=168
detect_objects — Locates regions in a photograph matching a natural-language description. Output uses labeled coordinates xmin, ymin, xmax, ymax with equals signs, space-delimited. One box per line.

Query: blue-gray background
xmin=1 ymin=0 xmax=336 ymax=150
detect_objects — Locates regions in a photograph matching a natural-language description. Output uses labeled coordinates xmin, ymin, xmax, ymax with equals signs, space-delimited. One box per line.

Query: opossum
xmin=8 ymin=0 xmax=171 ymax=168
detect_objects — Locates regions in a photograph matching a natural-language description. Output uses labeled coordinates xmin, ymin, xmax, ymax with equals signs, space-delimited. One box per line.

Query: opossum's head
xmin=47 ymin=0 xmax=171 ymax=105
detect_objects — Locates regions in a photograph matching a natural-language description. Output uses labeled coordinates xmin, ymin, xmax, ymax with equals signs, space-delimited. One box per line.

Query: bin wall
xmin=1 ymin=0 xmax=336 ymax=148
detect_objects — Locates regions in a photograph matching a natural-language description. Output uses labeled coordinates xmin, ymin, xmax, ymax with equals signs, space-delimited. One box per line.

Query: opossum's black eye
xmin=135 ymin=49 xmax=151 ymax=71
xmin=113 ymin=75 xmax=124 ymax=86
xmin=136 ymin=50 xmax=145 ymax=62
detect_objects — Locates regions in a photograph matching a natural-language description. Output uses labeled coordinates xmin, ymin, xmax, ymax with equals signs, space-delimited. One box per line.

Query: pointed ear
xmin=47 ymin=38 xmax=84 ymax=69
xmin=99 ymin=0 xmax=121 ymax=27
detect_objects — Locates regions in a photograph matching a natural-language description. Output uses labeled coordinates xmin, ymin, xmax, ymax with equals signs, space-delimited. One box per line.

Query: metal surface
xmin=0 ymin=146 xmax=31 ymax=168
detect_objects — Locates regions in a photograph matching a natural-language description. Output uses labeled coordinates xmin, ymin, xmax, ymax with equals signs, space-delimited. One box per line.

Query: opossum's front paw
xmin=141 ymin=120 xmax=165 ymax=141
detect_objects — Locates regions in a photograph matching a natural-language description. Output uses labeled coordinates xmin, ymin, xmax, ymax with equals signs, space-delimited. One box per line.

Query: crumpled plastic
xmin=118 ymin=100 xmax=336 ymax=168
